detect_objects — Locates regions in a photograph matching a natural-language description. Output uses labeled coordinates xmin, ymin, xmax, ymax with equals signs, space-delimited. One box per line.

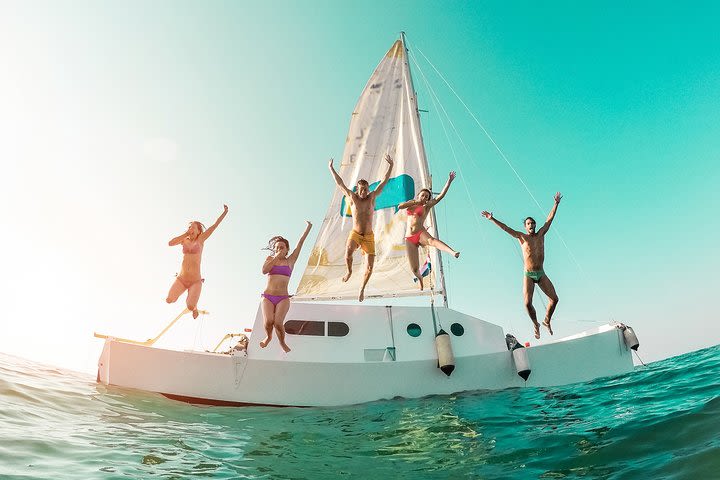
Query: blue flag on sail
xmin=413 ymin=254 xmax=432 ymax=282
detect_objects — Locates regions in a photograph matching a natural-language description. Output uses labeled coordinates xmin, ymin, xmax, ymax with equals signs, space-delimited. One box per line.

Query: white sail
xmin=296 ymin=38 xmax=445 ymax=301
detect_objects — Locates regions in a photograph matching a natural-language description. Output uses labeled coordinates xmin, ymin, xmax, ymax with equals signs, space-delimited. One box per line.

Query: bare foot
xmin=280 ymin=343 xmax=291 ymax=353
xmin=417 ymin=273 xmax=424 ymax=290
xmin=543 ymin=318 xmax=554 ymax=335
xmin=358 ymin=289 xmax=365 ymax=302
xmin=192 ymin=309 xmax=199 ymax=319
xmin=454 ymin=251 xmax=460 ymax=259
xmin=342 ymin=270 xmax=352 ymax=282
xmin=259 ymin=338 xmax=270 ymax=348
xmin=533 ymin=322 xmax=540 ymax=339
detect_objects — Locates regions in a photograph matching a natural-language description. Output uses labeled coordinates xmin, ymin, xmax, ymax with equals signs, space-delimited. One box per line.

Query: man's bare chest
xmin=521 ymin=235 xmax=544 ymax=251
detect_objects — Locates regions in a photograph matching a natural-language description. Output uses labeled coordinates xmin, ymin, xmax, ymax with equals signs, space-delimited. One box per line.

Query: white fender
xmin=512 ymin=347 xmax=531 ymax=381
xmin=435 ymin=329 xmax=455 ymax=376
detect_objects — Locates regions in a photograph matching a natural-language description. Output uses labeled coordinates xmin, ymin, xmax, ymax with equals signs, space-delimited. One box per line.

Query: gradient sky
xmin=2 ymin=1 xmax=718 ymax=374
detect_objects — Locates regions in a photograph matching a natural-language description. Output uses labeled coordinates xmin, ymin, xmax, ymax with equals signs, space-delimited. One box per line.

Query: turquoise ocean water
xmin=1 ymin=345 xmax=718 ymax=479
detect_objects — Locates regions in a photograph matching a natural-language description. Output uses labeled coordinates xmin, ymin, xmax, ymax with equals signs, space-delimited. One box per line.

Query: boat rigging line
xmin=413 ymin=43 xmax=588 ymax=277
xmin=408 ymin=50 xmax=484 ymax=235
xmin=633 ymin=350 xmax=646 ymax=366
xmin=414 ymin=46 xmax=542 ymax=210
xmin=193 ymin=309 xmax=208 ymax=352
xmin=408 ymin=39 xmax=613 ymax=326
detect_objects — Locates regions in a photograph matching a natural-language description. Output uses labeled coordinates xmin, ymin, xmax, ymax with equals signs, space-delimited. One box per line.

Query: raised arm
xmin=538 ymin=192 xmax=562 ymax=235
xmin=289 ymin=221 xmax=313 ymax=264
xmin=481 ymin=211 xmax=523 ymax=239
xmin=198 ymin=204 xmax=229 ymax=242
xmin=398 ymin=198 xmax=421 ymax=210
xmin=262 ymin=255 xmax=280 ymax=274
xmin=328 ymin=159 xmax=353 ymax=197
xmin=371 ymin=154 xmax=394 ymax=196
xmin=428 ymin=171 xmax=456 ymax=206
xmin=168 ymin=228 xmax=190 ymax=246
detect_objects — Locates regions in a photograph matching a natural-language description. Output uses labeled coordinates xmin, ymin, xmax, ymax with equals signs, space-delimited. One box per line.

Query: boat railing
xmin=93 ymin=308 xmax=208 ymax=346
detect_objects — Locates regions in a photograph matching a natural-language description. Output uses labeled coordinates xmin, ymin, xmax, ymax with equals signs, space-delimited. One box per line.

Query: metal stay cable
xmin=409 ymin=45 xmax=516 ymax=333
xmin=413 ymin=45 xmax=610 ymax=324
xmin=409 ymin=50 xmax=484 ymax=235
xmin=193 ymin=310 xmax=207 ymax=351
xmin=415 ymin=47 xmax=542 ymax=210
xmin=410 ymin=49 xmax=502 ymax=272
xmin=413 ymin=47 xmax=584 ymax=269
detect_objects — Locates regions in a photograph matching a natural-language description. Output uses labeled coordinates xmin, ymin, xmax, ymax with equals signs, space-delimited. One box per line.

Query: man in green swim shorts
xmin=481 ymin=192 xmax=562 ymax=339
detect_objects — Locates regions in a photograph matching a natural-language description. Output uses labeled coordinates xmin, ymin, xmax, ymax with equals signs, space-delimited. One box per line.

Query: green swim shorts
xmin=524 ymin=270 xmax=545 ymax=282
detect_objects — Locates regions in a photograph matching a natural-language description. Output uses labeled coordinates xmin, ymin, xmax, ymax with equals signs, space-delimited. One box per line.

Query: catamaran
xmin=96 ymin=35 xmax=640 ymax=407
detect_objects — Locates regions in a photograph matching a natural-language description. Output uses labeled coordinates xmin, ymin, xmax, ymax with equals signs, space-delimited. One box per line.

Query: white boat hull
xmin=97 ymin=303 xmax=635 ymax=407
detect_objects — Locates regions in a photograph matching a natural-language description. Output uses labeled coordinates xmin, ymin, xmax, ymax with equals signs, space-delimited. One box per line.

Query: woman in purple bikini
xmin=260 ymin=220 xmax=312 ymax=352
xmin=167 ymin=205 xmax=229 ymax=318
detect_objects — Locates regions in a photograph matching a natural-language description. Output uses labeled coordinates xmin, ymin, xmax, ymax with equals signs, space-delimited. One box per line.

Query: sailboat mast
xmin=400 ymin=32 xmax=449 ymax=308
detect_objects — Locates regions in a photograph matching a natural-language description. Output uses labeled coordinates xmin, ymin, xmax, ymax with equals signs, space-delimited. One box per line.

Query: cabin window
xmin=407 ymin=323 xmax=422 ymax=337
xmin=450 ymin=323 xmax=465 ymax=337
xmin=328 ymin=322 xmax=349 ymax=337
xmin=284 ymin=320 xmax=325 ymax=336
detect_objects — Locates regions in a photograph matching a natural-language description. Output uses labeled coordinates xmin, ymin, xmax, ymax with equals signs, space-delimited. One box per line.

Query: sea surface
xmin=1 ymin=345 xmax=718 ymax=480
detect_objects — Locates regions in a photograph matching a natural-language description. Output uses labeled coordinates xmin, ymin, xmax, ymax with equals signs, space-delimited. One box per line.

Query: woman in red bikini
xmin=398 ymin=172 xmax=459 ymax=289
xmin=260 ymin=221 xmax=312 ymax=352
xmin=166 ymin=205 xmax=228 ymax=319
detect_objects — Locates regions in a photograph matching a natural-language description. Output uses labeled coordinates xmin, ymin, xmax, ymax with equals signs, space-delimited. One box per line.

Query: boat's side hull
xmin=97 ymin=325 xmax=633 ymax=407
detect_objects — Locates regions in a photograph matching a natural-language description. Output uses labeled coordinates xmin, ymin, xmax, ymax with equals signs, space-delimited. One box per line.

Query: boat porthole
xmin=328 ymin=322 xmax=349 ymax=337
xmin=407 ymin=323 xmax=422 ymax=337
xmin=450 ymin=323 xmax=464 ymax=336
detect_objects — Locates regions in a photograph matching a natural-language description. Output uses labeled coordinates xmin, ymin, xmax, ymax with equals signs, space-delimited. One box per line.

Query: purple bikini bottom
xmin=261 ymin=293 xmax=291 ymax=306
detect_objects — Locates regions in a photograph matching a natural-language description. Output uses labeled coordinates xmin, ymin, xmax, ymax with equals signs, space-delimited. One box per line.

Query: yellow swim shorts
xmin=349 ymin=230 xmax=375 ymax=256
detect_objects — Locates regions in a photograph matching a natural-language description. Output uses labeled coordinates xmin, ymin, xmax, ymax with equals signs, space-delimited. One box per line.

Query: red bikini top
xmin=407 ymin=205 xmax=425 ymax=216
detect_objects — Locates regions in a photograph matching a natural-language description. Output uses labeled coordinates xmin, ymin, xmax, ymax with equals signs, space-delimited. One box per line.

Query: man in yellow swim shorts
xmin=348 ymin=230 xmax=375 ymax=256
xmin=329 ymin=154 xmax=393 ymax=301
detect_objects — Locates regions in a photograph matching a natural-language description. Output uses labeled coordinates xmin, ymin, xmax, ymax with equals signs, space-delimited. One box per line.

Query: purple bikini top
xmin=268 ymin=264 xmax=292 ymax=277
